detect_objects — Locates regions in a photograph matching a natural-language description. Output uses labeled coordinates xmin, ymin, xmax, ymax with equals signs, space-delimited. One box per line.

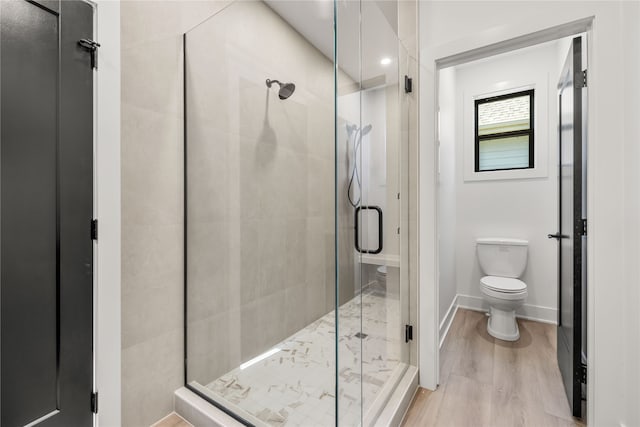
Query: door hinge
xmin=90 ymin=391 xmax=98 ymax=414
xmin=404 ymin=75 xmax=413 ymax=93
xmin=580 ymin=363 xmax=587 ymax=384
xmin=405 ymin=324 xmax=413 ymax=343
xmin=91 ymin=219 xmax=98 ymax=241
xmin=78 ymin=39 xmax=100 ymax=70
xmin=581 ymin=218 xmax=587 ymax=236
xmin=576 ymin=69 xmax=587 ymax=88
xmin=574 ymin=69 xmax=587 ymax=89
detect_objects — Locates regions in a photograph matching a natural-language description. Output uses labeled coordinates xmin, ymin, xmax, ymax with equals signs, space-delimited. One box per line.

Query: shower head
xmin=266 ymin=79 xmax=296 ymax=100
xmin=360 ymin=124 xmax=372 ymax=136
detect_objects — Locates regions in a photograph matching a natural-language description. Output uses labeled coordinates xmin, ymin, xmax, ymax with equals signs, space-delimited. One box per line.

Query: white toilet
xmin=476 ymin=238 xmax=528 ymax=341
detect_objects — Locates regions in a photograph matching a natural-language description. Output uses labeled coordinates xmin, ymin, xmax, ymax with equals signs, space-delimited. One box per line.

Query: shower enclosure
xmin=183 ymin=1 xmax=416 ymax=425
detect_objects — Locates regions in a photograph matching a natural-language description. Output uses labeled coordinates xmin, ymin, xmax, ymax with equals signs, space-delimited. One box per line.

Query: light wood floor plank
xmin=402 ymin=309 xmax=584 ymax=427
xmin=402 ymin=388 xmax=442 ymax=427
xmin=150 ymin=412 xmax=193 ymax=427
xmin=451 ymin=310 xmax=495 ymax=386
xmin=433 ymin=374 xmax=492 ymax=427
xmin=439 ymin=313 xmax=464 ymax=385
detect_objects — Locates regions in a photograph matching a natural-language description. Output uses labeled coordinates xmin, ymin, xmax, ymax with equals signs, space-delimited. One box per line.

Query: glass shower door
xmin=335 ymin=1 xmax=411 ymax=424
xmin=334 ymin=1 xmax=363 ymax=424
xmin=183 ymin=0 xmax=412 ymax=424
xmin=184 ymin=2 xmax=338 ymax=425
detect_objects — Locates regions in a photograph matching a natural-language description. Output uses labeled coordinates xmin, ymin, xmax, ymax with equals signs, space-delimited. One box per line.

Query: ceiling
xmin=264 ymin=0 xmax=400 ymax=86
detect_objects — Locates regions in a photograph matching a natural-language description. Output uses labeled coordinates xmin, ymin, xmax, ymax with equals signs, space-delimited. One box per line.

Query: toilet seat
xmin=480 ymin=276 xmax=527 ymax=301
xmin=480 ymin=276 xmax=527 ymax=293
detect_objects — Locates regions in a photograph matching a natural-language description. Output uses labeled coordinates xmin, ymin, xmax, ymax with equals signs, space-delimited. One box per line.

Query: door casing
xmin=425 ymin=19 xmax=593 ymax=423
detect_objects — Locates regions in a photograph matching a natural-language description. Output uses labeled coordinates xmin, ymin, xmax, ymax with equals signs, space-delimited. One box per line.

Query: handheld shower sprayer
xmin=347 ymin=123 xmax=372 ymax=208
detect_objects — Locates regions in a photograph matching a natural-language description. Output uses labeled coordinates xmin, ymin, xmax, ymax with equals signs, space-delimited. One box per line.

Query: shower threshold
xmin=187 ymin=290 xmax=408 ymax=426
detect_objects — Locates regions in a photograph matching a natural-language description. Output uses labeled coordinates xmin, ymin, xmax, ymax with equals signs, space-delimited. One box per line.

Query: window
xmin=474 ymin=89 xmax=534 ymax=172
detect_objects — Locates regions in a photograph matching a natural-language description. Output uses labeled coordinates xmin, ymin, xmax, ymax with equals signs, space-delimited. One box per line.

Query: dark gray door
xmin=1 ymin=1 xmax=95 ymax=425
xmin=552 ymin=36 xmax=586 ymax=418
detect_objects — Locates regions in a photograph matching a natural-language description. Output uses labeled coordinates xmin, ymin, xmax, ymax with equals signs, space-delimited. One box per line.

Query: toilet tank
xmin=476 ymin=238 xmax=528 ymax=278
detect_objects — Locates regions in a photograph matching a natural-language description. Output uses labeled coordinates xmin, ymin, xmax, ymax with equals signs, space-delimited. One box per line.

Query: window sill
xmin=463 ymin=166 xmax=547 ymax=182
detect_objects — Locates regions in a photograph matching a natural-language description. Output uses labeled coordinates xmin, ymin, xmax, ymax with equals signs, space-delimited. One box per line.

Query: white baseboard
xmin=455 ymin=294 xmax=557 ymax=325
xmin=439 ymin=296 xmax=459 ymax=348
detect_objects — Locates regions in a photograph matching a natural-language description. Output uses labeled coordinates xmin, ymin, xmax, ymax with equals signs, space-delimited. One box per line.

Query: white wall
xmin=419 ymin=2 xmax=640 ymax=425
xmin=95 ymin=1 xmax=121 ymax=425
xmin=450 ymin=41 xmax=562 ymax=322
xmin=621 ymin=2 xmax=640 ymax=425
xmin=437 ymin=67 xmax=457 ymax=326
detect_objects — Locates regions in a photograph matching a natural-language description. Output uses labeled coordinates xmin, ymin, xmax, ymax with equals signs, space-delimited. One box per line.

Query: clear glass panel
xmin=478 ymin=93 xmax=531 ymax=135
xmin=184 ymin=2 xmax=336 ymax=425
xmin=184 ymin=0 xmax=412 ymax=425
xmin=335 ymin=1 xmax=411 ymax=424
xmin=398 ymin=44 xmax=413 ymax=371
xmin=335 ymin=0 xmax=363 ymax=424
xmin=478 ymin=135 xmax=531 ymax=171
xmin=359 ymin=2 xmax=410 ymax=422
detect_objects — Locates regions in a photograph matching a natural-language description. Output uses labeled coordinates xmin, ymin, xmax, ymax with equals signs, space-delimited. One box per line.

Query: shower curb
xmin=374 ymin=365 xmax=419 ymax=427
xmin=174 ymin=387 xmax=244 ymax=427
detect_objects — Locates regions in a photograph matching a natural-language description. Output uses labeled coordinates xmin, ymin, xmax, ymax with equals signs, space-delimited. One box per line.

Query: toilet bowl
xmin=369 ymin=265 xmax=387 ymax=292
xmin=476 ymin=238 xmax=529 ymax=341
xmin=479 ymin=276 xmax=527 ymax=341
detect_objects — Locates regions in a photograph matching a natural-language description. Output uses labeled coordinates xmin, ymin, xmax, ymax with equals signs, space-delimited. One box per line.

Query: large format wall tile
xmin=187 ymin=310 xmax=240 ymax=383
xmin=184 ymin=0 xmax=340 ymax=391
xmin=122 ymin=37 xmax=183 ymax=115
xmin=122 ymin=1 xmax=355 ymax=425
xmin=122 ymin=329 xmax=183 ymax=427
xmin=122 ymin=267 xmax=183 ymax=349
xmin=121 ymin=104 xmax=182 ymax=226
xmin=240 ymin=292 xmax=287 ymax=361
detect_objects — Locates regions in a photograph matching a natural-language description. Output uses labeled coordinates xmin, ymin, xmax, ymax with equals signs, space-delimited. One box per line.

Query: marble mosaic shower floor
xmin=192 ymin=289 xmax=406 ymax=426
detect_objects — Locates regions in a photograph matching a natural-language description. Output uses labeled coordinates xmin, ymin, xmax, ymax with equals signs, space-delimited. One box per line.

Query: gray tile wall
xmin=121 ymin=2 xmax=231 ymax=426
xmin=120 ymin=1 xmax=418 ymax=425
xmin=121 ymin=1 xmax=348 ymax=425
xmin=184 ymin=0 xmax=340 ymax=385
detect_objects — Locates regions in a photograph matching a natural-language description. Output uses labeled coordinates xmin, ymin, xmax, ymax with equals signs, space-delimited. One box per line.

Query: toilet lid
xmin=480 ymin=276 xmax=527 ymax=293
